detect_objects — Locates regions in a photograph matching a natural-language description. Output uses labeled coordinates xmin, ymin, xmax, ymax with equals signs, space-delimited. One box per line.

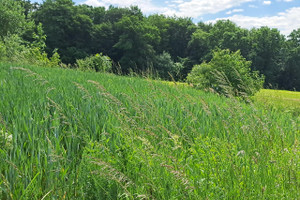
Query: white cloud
xmin=171 ymin=0 xmax=254 ymax=18
xmin=210 ymin=7 xmax=300 ymax=35
xmin=249 ymin=4 xmax=258 ymax=8
xmin=80 ymin=0 xmax=300 ymax=36
xmin=83 ymin=0 xmax=254 ymax=18
xmin=226 ymin=9 xmax=244 ymax=15
xmin=82 ymin=0 xmax=106 ymax=7
xmin=172 ymin=0 xmax=184 ymax=3
xmin=82 ymin=0 xmax=167 ymax=14
xmin=263 ymin=1 xmax=272 ymax=5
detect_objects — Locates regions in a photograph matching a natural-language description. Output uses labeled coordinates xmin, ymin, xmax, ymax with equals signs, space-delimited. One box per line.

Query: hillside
xmin=0 ymin=62 xmax=299 ymax=199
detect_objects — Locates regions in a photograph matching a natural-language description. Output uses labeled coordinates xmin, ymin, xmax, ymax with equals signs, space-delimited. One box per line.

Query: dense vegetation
xmin=0 ymin=0 xmax=299 ymax=91
xmin=187 ymin=49 xmax=264 ymax=97
xmin=0 ymin=63 xmax=299 ymax=199
xmin=0 ymin=1 xmax=299 ymax=199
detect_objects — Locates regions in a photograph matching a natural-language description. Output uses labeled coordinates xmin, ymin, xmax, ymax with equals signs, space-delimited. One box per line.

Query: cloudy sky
xmin=33 ymin=0 xmax=300 ymax=35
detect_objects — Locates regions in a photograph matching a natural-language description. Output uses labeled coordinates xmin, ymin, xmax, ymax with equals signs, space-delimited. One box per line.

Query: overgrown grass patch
xmin=0 ymin=62 xmax=299 ymax=199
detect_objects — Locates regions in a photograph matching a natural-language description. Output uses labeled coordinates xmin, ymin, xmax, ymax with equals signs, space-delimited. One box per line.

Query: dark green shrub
xmin=154 ymin=51 xmax=184 ymax=80
xmin=76 ymin=53 xmax=112 ymax=72
xmin=187 ymin=49 xmax=264 ymax=97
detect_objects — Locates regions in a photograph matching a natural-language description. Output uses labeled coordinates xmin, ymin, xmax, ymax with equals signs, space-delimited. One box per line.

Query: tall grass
xmin=0 ymin=62 xmax=299 ymax=199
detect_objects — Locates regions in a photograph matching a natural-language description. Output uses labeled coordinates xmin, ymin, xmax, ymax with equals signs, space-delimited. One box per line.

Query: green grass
xmin=254 ymin=89 xmax=300 ymax=116
xmin=0 ymin=62 xmax=299 ymax=199
xmin=159 ymin=81 xmax=300 ymax=116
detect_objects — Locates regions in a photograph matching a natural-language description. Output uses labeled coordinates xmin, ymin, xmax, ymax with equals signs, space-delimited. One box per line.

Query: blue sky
xmin=32 ymin=0 xmax=300 ymax=35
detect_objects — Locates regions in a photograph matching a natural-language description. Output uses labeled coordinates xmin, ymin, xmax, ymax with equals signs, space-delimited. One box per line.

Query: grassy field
xmin=160 ymin=80 xmax=300 ymax=116
xmin=254 ymin=89 xmax=300 ymax=116
xmin=160 ymin=81 xmax=300 ymax=116
xmin=0 ymin=62 xmax=299 ymax=199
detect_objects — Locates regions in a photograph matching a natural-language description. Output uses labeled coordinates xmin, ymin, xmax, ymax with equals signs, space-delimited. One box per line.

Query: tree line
xmin=1 ymin=0 xmax=299 ymax=90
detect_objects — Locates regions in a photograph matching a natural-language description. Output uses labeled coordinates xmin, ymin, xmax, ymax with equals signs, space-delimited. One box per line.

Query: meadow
xmin=0 ymin=62 xmax=299 ymax=199
xmin=254 ymin=89 xmax=300 ymax=116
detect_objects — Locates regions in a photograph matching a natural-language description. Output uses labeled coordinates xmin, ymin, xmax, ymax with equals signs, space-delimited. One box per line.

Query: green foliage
xmin=76 ymin=53 xmax=112 ymax=72
xmin=0 ymin=63 xmax=299 ymax=199
xmin=187 ymin=29 xmax=211 ymax=63
xmin=0 ymin=34 xmax=27 ymax=61
xmin=114 ymin=13 xmax=159 ymax=72
xmin=154 ymin=51 xmax=183 ymax=80
xmin=187 ymin=49 xmax=264 ymax=97
xmin=49 ymin=50 xmax=61 ymax=67
xmin=33 ymin=0 xmax=92 ymax=63
xmin=31 ymin=23 xmax=47 ymax=50
xmin=186 ymin=62 xmax=213 ymax=89
xmin=248 ymin=27 xmax=285 ymax=87
xmin=209 ymin=20 xmax=250 ymax=54
xmin=0 ymin=33 xmax=61 ymax=68
xmin=91 ymin=22 xmax=115 ymax=56
xmin=278 ymin=28 xmax=300 ymax=90
xmin=283 ymin=46 xmax=300 ymax=90
xmin=0 ymin=42 xmax=5 ymax=60
xmin=166 ymin=17 xmax=197 ymax=59
xmin=25 ymin=48 xmax=61 ymax=67
xmin=0 ymin=0 xmax=61 ymax=67
xmin=0 ymin=0 xmax=26 ymax=37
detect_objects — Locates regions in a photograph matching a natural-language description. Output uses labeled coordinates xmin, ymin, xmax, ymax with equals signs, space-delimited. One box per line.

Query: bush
xmin=76 ymin=53 xmax=112 ymax=72
xmin=1 ymin=34 xmax=27 ymax=61
xmin=0 ymin=34 xmax=61 ymax=67
xmin=187 ymin=49 xmax=264 ymax=98
xmin=154 ymin=51 xmax=184 ymax=80
xmin=23 ymin=48 xmax=61 ymax=68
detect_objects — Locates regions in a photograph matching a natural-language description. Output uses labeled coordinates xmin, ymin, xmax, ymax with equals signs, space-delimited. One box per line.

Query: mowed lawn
xmin=0 ymin=62 xmax=299 ymax=199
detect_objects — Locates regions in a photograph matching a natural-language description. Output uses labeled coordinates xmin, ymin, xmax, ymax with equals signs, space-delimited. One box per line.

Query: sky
xmin=32 ymin=0 xmax=300 ymax=35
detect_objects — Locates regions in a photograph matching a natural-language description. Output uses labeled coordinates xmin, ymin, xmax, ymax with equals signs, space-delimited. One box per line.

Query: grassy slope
xmin=0 ymin=62 xmax=299 ymax=199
